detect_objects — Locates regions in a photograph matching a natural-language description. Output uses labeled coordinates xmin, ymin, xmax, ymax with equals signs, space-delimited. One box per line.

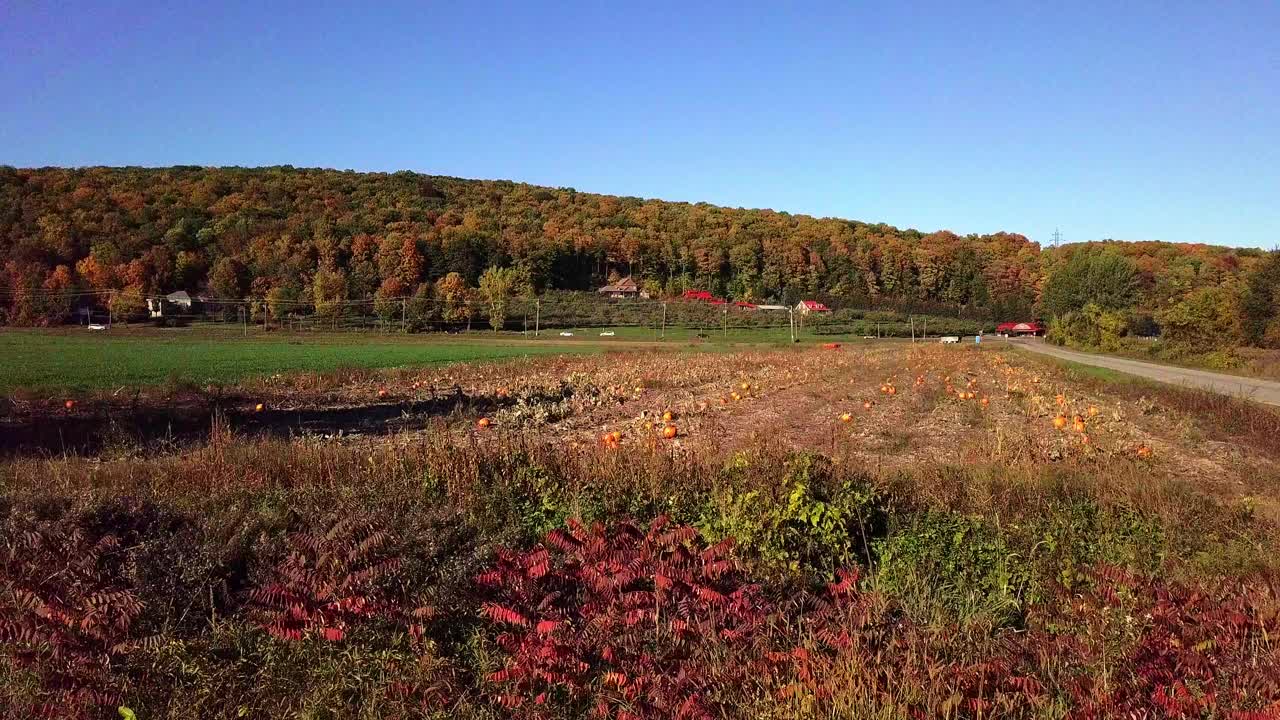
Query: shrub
xmin=247 ymin=515 xmax=432 ymax=643
xmin=474 ymin=517 xmax=776 ymax=718
xmin=874 ymin=512 xmax=1029 ymax=627
xmin=698 ymin=452 xmax=887 ymax=578
xmin=0 ymin=510 xmax=147 ymax=716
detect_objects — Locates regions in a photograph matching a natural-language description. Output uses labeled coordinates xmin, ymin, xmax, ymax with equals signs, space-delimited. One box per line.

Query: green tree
xmin=108 ymin=285 xmax=147 ymax=325
xmin=1157 ymin=285 xmax=1242 ymax=352
xmin=1242 ymin=251 xmax=1280 ymax=348
xmin=312 ymin=268 xmax=348 ymax=328
xmin=1041 ymin=251 xmax=1138 ymax=318
xmin=478 ymin=265 xmax=533 ymax=331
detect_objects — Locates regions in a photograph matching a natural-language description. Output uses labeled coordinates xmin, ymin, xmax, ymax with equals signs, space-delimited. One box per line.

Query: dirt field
xmin=8 ymin=342 xmax=1277 ymax=512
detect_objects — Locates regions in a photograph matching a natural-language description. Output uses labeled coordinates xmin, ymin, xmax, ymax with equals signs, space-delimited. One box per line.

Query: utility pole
xmin=534 ymin=299 xmax=540 ymax=337
xmin=661 ymin=302 xmax=667 ymax=340
xmin=788 ymin=309 xmax=796 ymax=343
xmin=910 ymin=316 xmax=915 ymax=342
xmin=401 ymin=298 xmax=407 ymax=333
xmin=722 ymin=306 xmax=728 ymax=339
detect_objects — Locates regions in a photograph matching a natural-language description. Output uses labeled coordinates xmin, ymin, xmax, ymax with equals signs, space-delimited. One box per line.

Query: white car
xmin=88 ymin=323 xmax=108 ymax=331
xmin=598 ymin=331 xmax=615 ymax=337
xmin=939 ymin=336 xmax=961 ymax=344
xmin=559 ymin=331 xmax=574 ymax=337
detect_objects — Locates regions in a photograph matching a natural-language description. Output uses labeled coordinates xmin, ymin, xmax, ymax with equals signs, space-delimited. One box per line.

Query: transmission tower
xmin=1050 ymin=227 xmax=1063 ymax=247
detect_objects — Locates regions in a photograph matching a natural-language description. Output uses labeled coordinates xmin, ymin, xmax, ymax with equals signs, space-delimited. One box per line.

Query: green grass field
xmin=0 ymin=327 xmax=608 ymax=393
xmin=0 ymin=323 xmax=909 ymax=393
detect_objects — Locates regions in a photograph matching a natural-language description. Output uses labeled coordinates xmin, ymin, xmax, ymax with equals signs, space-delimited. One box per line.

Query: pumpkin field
xmin=3 ymin=341 xmax=1280 ymax=718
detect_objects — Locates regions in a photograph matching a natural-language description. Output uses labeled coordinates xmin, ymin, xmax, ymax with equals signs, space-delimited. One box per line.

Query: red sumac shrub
xmin=247 ymin=515 xmax=432 ymax=643
xmin=475 ymin=516 xmax=775 ymax=719
xmin=0 ymin=514 xmax=146 ymax=717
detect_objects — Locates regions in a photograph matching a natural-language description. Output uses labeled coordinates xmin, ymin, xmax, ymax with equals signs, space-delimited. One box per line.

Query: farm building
xmin=795 ymin=300 xmax=831 ymax=315
xmin=147 ymin=290 xmax=197 ymax=318
xmin=996 ymin=321 xmax=1045 ymax=336
xmin=597 ymin=277 xmax=648 ymax=299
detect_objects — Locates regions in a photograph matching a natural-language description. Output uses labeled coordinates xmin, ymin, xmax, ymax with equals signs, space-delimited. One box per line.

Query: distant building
xmin=996 ymin=321 xmax=1044 ymax=336
xmin=795 ymin=300 xmax=831 ymax=315
xmin=147 ymin=290 xmax=197 ymax=318
xmin=681 ymin=289 xmax=715 ymax=301
xmin=597 ymin=277 xmax=648 ymax=299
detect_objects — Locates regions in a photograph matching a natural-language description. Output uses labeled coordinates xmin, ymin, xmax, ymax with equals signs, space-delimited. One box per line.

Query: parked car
xmin=940 ymin=336 xmax=961 ymax=344
xmin=559 ymin=331 xmax=574 ymax=337
xmin=598 ymin=331 xmax=615 ymax=336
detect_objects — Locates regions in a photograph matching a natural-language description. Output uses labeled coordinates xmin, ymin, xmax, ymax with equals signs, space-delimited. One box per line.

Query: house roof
xmin=598 ymin=277 xmax=640 ymax=293
xmin=797 ymin=300 xmax=831 ymax=311
xmin=166 ymin=291 xmax=192 ymax=302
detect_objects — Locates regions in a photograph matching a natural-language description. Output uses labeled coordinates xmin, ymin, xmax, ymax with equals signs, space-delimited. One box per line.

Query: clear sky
xmin=2 ymin=1 xmax=1277 ymax=248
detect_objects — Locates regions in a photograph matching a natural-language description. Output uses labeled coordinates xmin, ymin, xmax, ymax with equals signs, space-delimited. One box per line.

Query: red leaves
xmin=246 ymin=515 xmax=422 ymax=643
xmin=483 ymin=603 xmax=531 ymax=627
xmin=474 ymin=517 xmax=768 ymax=718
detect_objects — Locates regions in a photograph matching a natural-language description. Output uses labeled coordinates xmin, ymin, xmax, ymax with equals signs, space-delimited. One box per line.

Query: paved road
xmin=1008 ymin=338 xmax=1280 ymax=407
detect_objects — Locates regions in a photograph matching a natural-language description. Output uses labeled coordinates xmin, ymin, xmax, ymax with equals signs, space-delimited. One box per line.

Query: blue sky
xmin=2 ymin=0 xmax=1277 ymax=248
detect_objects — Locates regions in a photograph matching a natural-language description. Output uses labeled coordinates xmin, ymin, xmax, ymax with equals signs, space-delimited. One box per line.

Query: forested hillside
xmin=1 ymin=166 xmax=1275 ymax=351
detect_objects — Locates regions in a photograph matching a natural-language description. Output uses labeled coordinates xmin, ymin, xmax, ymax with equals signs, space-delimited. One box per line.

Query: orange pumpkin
xmin=1136 ymin=445 xmax=1153 ymax=459
xmin=1072 ymin=419 xmax=1087 ymax=433
xmin=254 ymin=403 xmax=265 ymax=413
xmin=662 ymin=424 xmax=678 ymax=439
xmin=1052 ymin=415 xmax=1068 ymax=430
xmin=477 ymin=417 xmax=492 ymax=429
xmin=839 ymin=412 xmax=853 ymax=423
xmin=662 ymin=411 xmax=674 ymax=423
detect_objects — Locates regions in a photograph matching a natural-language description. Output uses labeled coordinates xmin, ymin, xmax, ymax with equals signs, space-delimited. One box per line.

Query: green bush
xmin=874 ymin=512 xmax=1030 ymax=627
xmin=698 ymin=452 xmax=887 ymax=577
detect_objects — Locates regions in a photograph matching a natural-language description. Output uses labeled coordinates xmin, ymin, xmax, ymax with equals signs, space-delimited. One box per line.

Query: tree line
xmin=1 ymin=166 xmax=1275 ymax=352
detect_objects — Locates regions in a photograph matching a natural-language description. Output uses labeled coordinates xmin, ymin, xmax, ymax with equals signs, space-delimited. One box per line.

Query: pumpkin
xmin=1136 ymin=445 xmax=1153 ymax=459
xmin=980 ymin=396 xmax=990 ymax=407
xmin=662 ymin=411 xmax=674 ymax=423
xmin=1072 ymin=419 xmax=1087 ymax=433
xmin=839 ymin=412 xmax=853 ymax=423
xmin=477 ymin=417 xmax=492 ymax=429
xmin=662 ymin=424 xmax=678 ymax=439
xmin=377 ymin=389 xmax=388 ymax=398
xmin=254 ymin=403 xmax=265 ymax=413
xmin=1052 ymin=415 xmax=1068 ymax=430
xmin=64 ymin=400 xmax=76 ymax=410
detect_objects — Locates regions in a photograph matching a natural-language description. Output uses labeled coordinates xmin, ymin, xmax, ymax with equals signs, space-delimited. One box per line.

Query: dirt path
xmin=1009 ymin=338 xmax=1280 ymax=407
